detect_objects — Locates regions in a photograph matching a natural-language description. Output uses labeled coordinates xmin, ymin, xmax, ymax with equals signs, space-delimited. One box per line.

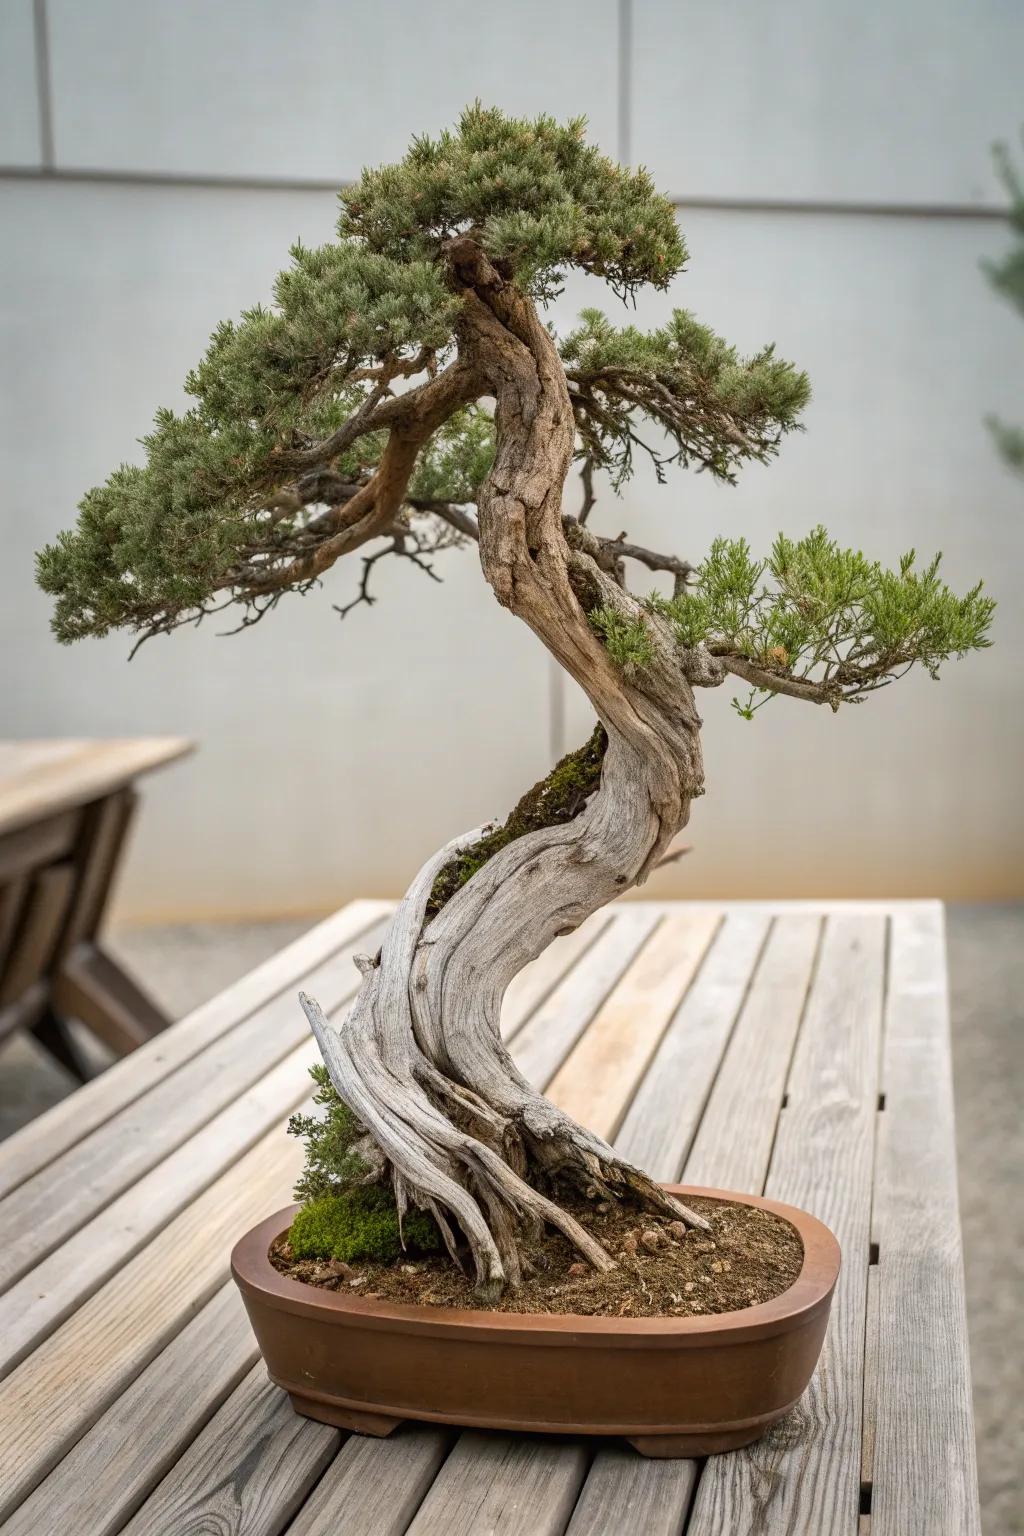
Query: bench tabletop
xmin=0 ymin=738 xmax=193 ymax=837
xmin=0 ymin=898 xmax=979 ymax=1535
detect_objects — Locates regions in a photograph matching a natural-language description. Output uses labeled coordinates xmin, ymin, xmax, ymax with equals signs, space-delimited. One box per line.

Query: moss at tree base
xmin=288 ymin=1186 xmax=443 ymax=1264
xmin=426 ymin=724 xmax=608 ymax=918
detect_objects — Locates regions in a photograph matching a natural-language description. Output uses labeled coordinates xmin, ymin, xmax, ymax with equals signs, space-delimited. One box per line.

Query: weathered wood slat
xmin=0 ymin=1285 xmax=255 ymax=1536
xmin=687 ymin=913 xmax=887 ymax=1536
xmin=511 ymin=907 xmax=662 ymax=1089
xmin=0 ymin=897 xmax=392 ymax=1200
xmin=287 ymin=1426 xmax=453 ymax=1536
xmin=682 ymin=913 xmax=821 ymax=1191
xmin=119 ymin=1362 xmax=338 ymax=1536
xmin=614 ymin=910 xmax=770 ymax=1180
xmin=564 ymin=1446 xmax=697 ymax=1535
xmin=546 ymin=908 xmax=721 ymax=1141
xmin=0 ymin=1037 xmax=317 ymax=1379
xmin=501 ymin=911 xmax=610 ymax=1039
xmin=0 ymin=915 xmax=387 ymax=1293
xmin=0 ymin=1121 xmax=302 ymax=1521
xmin=870 ymin=907 xmax=980 ymax=1536
xmin=405 ymin=1433 xmax=588 ymax=1536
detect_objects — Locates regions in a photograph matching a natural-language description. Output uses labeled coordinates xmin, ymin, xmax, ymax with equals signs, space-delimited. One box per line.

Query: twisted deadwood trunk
xmin=302 ymin=243 xmax=712 ymax=1297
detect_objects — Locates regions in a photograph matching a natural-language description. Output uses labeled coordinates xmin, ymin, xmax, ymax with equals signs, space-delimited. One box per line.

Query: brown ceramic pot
xmin=231 ymin=1185 xmax=839 ymax=1458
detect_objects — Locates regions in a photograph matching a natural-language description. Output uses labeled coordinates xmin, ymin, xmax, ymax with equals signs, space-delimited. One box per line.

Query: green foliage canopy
xmin=36 ymin=104 xmax=990 ymax=715
xmin=642 ymin=528 xmax=994 ymax=715
xmin=35 ymin=105 xmax=803 ymax=649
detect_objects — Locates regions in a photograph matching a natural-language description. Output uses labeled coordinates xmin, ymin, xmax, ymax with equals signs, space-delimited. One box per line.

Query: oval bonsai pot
xmin=230 ymin=1185 xmax=839 ymax=1458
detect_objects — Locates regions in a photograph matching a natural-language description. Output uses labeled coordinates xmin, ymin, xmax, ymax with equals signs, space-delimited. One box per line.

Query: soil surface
xmin=269 ymin=1194 xmax=803 ymax=1317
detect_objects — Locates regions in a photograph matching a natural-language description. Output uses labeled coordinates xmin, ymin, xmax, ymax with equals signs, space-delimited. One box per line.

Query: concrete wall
xmin=1 ymin=0 xmax=1021 ymax=920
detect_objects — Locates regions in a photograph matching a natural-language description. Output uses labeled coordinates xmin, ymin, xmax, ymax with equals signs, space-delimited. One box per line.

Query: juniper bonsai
xmin=39 ymin=107 xmax=993 ymax=1298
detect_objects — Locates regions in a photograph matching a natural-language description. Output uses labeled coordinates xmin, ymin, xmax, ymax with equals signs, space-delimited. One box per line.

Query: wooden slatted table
xmin=0 ymin=899 xmax=979 ymax=1535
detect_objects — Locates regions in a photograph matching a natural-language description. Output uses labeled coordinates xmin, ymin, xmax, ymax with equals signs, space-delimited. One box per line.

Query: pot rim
xmin=231 ymin=1185 xmax=841 ymax=1347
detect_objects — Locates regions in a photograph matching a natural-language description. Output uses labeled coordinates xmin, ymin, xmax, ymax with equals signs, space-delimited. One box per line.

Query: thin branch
xmin=578 ymin=458 xmax=596 ymax=524
xmin=334 ymin=518 xmax=457 ymax=620
xmin=598 ymin=533 xmax=694 ymax=596
xmin=411 ymin=498 xmax=480 ymax=541
xmin=716 ymin=652 xmax=832 ymax=706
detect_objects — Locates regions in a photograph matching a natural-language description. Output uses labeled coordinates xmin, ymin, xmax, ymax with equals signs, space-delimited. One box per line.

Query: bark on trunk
xmin=302 ymin=242 xmax=711 ymax=1296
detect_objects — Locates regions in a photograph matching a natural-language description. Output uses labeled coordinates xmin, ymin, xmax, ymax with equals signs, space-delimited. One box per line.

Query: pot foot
xmin=627 ymin=1425 xmax=765 ymax=1458
xmin=288 ymin=1393 xmax=403 ymax=1438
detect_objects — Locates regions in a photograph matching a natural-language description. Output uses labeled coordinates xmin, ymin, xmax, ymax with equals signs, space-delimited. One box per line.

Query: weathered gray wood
xmin=870 ymin=906 xmax=981 ymax=1536
xmin=614 ymin=911 xmax=770 ymax=1179
xmin=0 ymin=1120 xmax=302 ymax=1521
xmin=288 ymin=1425 xmax=452 ymax=1536
xmin=0 ymin=897 xmax=391 ymax=1200
xmin=119 ymin=1362 xmax=338 ymax=1536
xmin=0 ymin=1037 xmax=317 ymax=1379
xmin=564 ymin=1446 xmax=697 ymax=1535
xmin=0 ymin=1284 xmax=254 ymax=1536
xmin=546 ymin=908 xmax=721 ymax=1142
xmin=687 ymin=913 xmax=887 ymax=1536
xmin=0 ymin=916 xmax=387 ymax=1293
xmin=500 ymin=911 xmax=610 ymax=1039
xmin=405 ymin=1432 xmax=588 ymax=1536
xmin=511 ymin=906 xmax=661 ymax=1088
xmin=683 ymin=913 xmax=821 ymax=1191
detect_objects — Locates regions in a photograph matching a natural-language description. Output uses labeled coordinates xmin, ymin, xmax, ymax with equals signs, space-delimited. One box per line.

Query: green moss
xmin=288 ymin=1187 xmax=443 ymax=1263
xmin=426 ymin=725 xmax=607 ymax=917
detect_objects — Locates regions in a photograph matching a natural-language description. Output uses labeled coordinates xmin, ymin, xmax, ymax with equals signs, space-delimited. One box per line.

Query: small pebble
xmin=640 ymin=1228 xmax=663 ymax=1252
xmin=684 ymin=1281 xmax=696 ymax=1293
xmin=720 ymin=1259 xmax=732 ymax=1272
xmin=567 ymin=1262 xmax=588 ymax=1278
xmin=711 ymin=1260 xmax=723 ymax=1274
xmin=666 ymin=1221 xmax=687 ymax=1240
xmin=620 ymin=1235 xmax=638 ymax=1256
xmin=326 ymin=1259 xmax=355 ymax=1280
xmin=401 ymin=1264 xmax=420 ymax=1275
xmin=348 ymin=1276 xmax=367 ymax=1288
xmin=595 ymin=1200 xmax=611 ymax=1213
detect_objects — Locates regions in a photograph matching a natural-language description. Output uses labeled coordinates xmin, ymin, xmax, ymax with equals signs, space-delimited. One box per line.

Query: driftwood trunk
xmin=303 ymin=242 xmax=711 ymax=1295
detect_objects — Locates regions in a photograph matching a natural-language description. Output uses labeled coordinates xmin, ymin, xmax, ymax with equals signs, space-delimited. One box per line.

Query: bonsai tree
xmin=39 ymin=107 xmax=993 ymax=1299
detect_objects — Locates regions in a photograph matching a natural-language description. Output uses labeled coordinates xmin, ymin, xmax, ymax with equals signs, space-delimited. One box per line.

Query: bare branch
xmin=411 ymin=498 xmax=480 ymax=542
xmin=714 ymin=652 xmax=833 ymax=706
xmin=598 ymin=534 xmax=694 ymax=596
xmin=578 ymin=458 xmax=596 ymax=524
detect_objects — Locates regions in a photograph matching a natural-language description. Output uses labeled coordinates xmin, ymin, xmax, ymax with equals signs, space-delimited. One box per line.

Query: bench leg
xmin=51 ymin=943 xmax=172 ymax=1057
xmin=30 ymin=1006 xmax=99 ymax=1083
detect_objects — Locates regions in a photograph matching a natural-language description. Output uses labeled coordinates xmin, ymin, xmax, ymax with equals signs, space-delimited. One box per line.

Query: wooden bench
xmin=0 ymin=899 xmax=979 ymax=1535
xmin=0 ymin=738 xmax=192 ymax=1078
